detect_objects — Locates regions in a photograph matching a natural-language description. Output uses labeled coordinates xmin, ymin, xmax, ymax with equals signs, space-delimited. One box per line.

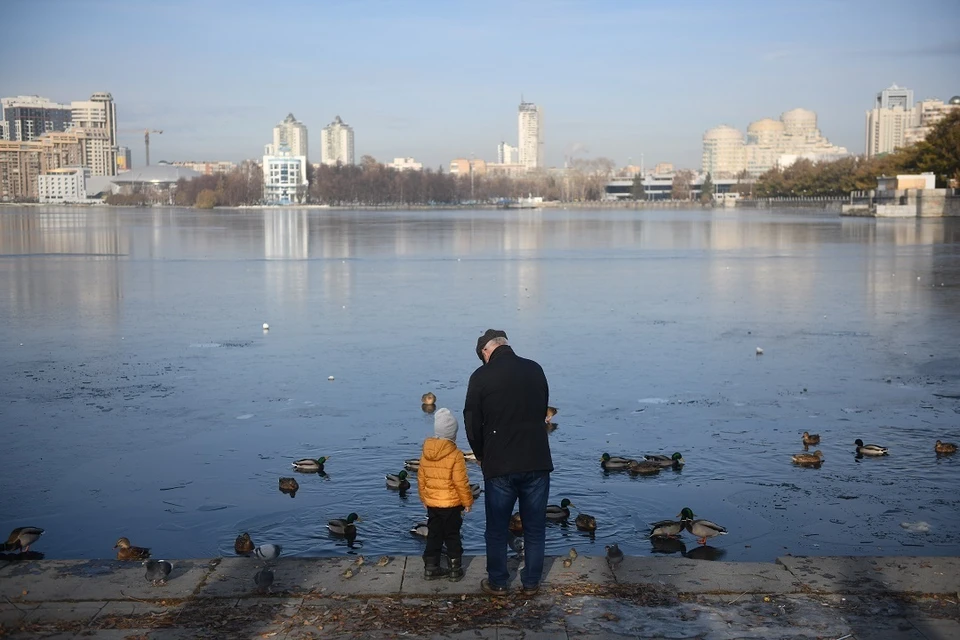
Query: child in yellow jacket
xmin=418 ymin=407 xmax=474 ymax=581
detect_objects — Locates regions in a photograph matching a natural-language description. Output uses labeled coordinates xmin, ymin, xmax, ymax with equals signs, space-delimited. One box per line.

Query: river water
xmin=1 ymin=206 xmax=959 ymax=562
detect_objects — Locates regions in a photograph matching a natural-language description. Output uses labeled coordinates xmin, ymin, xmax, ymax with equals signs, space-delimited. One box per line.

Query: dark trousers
xmin=423 ymin=506 xmax=463 ymax=564
xmin=484 ymin=470 xmax=550 ymax=589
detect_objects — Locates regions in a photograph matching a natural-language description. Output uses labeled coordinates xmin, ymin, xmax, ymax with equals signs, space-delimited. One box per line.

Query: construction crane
xmin=120 ymin=128 xmax=163 ymax=166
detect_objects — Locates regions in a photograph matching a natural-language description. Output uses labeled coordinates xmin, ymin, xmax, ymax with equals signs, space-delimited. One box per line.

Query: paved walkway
xmin=1 ymin=555 xmax=959 ymax=638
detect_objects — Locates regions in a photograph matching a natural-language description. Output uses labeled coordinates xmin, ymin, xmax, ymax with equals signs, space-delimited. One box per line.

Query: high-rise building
xmin=320 ymin=115 xmax=354 ymax=166
xmin=0 ymin=130 xmax=95 ymax=200
xmin=701 ymin=125 xmax=746 ymax=178
xmin=262 ymin=146 xmax=308 ymax=205
xmin=497 ymin=141 xmax=518 ymax=164
xmin=1 ymin=95 xmax=72 ymax=141
xmin=267 ymin=113 xmax=309 ymax=162
xmin=904 ymin=96 xmax=960 ymax=146
xmin=70 ymin=92 xmax=117 ymax=175
xmin=518 ymin=101 xmax=543 ymax=170
xmin=117 ymin=146 xmax=132 ymax=172
xmin=876 ymin=83 xmax=913 ymax=110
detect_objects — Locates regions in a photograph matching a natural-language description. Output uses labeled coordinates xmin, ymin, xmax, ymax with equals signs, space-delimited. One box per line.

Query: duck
xmin=575 ymin=513 xmax=597 ymax=532
xmin=509 ymin=513 xmax=523 ymax=536
xmin=278 ymin=477 xmax=299 ymax=495
xmin=404 ymin=458 xmax=420 ymax=472
xmin=792 ymin=450 xmax=824 ymax=466
xmin=386 ymin=470 xmax=411 ymax=491
xmin=935 ymin=440 xmax=958 ymax=454
xmin=627 ymin=460 xmax=662 ymax=476
xmin=545 ymin=406 xmax=558 ymax=423
xmin=234 ymin=532 xmax=255 ymax=555
xmin=470 ymin=483 xmax=482 ymax=498
xmin=546 ymin=498 xmax=574 ymax=521
xmin=600 ymin=453 xmax=637 ymax=470
xmin=114 ymin=537 xmax=151 ymax=561
xmin=421 ymin=392 xmax=437 ymax=406
xmin=421 ymin=403 xmax=436 ymax=414
xmin=678 ymin=507 xmax=727 ymax=545
xmin=463 ymin=450 xmax=478 ymax=462
xmin=855 ymin=439 xmax=889 ymax=456
xmin=328 ymin=513 xmax=361 ymax=542
xmin=644 ymin=452 xmax=685 ymax=468
xmin=292 ymin=456 xmax=328 ymax=473
xmin=648 ymin=518 xmax=685 ymax=538
xmin=802 ymin=431 xmax=821 ymax=446
xmin=410 ymin=521 xmax=429 ymax=537
xmin=3 ymin=527 xmax=44 ymax=553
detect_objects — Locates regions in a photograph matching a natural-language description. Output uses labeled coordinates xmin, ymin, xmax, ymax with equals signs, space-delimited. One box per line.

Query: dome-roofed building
xmin=781 ymin=108 xmax=818 ymax=139
xmin=702 ymin=125 xmax=746 ymax=178
xmin=949 ymin=96 xmax=960 ymax=105
xmin=85 ymin=162 xmax=201 ymax=202
xmin=747 ymin=118 xmax=786 ymax=146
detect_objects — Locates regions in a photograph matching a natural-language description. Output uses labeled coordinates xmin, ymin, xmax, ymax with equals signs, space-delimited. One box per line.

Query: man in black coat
xmin=464 ymin=329 xmax=552 ymax=596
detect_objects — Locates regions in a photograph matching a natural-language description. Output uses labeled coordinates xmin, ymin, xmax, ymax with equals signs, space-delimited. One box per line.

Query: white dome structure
xmin=704 ymin=125 xmax=744 ymax=140
xmin=781 ymin=108 xmax=818 ymax=136
xmin=702 ymin=126 xmax=746 ymax=177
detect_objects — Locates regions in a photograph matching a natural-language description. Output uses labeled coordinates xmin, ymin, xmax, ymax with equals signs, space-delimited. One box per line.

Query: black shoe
xmin=481 ymin=578 xmax=508 ymax=596
xmin=520 ymin=583 xmax=540 ymax=596
xmin=424 ymin=562 xmax=449 ymax=581
xmin=448 ymin=557 xmax=464 ymax=582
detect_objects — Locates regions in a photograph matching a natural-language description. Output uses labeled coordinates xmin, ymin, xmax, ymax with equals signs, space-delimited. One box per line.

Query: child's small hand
xmin=463 ymin=505 xmax=471 ymax=514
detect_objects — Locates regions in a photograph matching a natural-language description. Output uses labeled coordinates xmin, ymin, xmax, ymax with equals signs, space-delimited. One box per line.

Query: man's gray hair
xmin=485 ymin=336 xmax=508 ymax=351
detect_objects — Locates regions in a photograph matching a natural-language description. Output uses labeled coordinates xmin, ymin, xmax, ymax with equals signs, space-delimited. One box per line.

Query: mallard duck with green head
xmin=328 ymin=513 xmax=361 ymax=543
xmin=235 ymin=532 xmax=254 ymax=555
xmin=648 ymin=518 xmax=684 ymax=538
xmin=3 ymin=527 xmax=44 ymax=552
xmin=292 ymin=456 xmax=328 ymax=473
xmin=679 ymin=507 xmax=727 ymax=545
xmin=386 ymin=470 xmax=411 ymax=491
xmin=855 ymin=439 xmax=888 ymax=456
xmin=546 ymin=498 xmax=574 ymax=521
xmin=792 ymin=450 xmax=824 ymax=466
xmin=935 ymin=440 xmax=957 ymax=454
xmin=600 ymin=453 xmax=637 ymax=470
xmin=575 ymin=513 xmax=597 ymax=532
xmin=114 ymin=537 xmax=151 ymax=561
xmin=644 ymin=452 xmax=685 ymax=468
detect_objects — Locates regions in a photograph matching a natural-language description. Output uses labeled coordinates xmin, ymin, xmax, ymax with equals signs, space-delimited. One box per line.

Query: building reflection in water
xmin=263 ymin=209 xmax=310 ymax=306
xmin=0 ymin=209 xmax=124 ymax=331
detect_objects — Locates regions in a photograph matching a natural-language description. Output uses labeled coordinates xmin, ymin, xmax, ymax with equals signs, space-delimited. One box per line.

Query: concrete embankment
xmin=1 ymin=555 xmax=959 ymax=638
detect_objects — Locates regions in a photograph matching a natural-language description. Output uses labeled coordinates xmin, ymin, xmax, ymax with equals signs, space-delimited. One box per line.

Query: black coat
xmin=464 ymin=345 xmax=553 ymax=480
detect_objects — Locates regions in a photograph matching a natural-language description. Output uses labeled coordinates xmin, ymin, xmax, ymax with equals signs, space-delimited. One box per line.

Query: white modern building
xmin=70 ymin=92 xmax=118 ymax=176
xmin=704 ymin=108 xmax=847 ymax=177
xmin=266 ymin=113 xmax=309 ymax=163
xmin=262 ymin=146 xmax=308 ymax=205
xmin=497 ymin=141 xmax=518 ymax=164
xmin=38 ymin=167 xmax=91 ymax=203
xmin=518 ymin=101 xmax=543 ymax=170
xmin=389 ymin=157 xmax=422 ymax=171
xmin=320 ymin=115 xmax=354 ymax=166
xmin=701 ymin=125 xmax=746 ymax=178
xmin=865 ymin=106 xmax=913 ymax=157
xmin=876 ymin=83 xmax=913 ymax=110
xmin=905 ymin=96 xmax=960 ymax=145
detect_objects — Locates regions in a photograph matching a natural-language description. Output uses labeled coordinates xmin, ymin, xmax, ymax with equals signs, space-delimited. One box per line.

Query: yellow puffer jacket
xmin=418 ymin=438 xmax=475 ymax=509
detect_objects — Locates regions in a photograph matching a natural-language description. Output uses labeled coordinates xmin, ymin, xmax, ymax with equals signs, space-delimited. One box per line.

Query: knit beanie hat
xmin=434 ymin=408 xmax=458 ymax=442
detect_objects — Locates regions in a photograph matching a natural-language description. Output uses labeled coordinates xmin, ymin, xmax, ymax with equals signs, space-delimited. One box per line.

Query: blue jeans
xmin=484 ymin=471 xmax=550 ymax=588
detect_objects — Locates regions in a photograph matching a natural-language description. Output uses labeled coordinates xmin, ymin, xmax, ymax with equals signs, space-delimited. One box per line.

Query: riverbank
xmin=2 ymin=555 xmax=958 ymax=638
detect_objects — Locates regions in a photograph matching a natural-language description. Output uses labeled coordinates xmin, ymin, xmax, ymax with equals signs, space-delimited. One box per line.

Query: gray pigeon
xmin=509 ymin=535 xmax=524 ymax=558
xmin=143 ymin=559 xmax=173 ymax=585
xmin=605 ymin=543 xmax=624 ymax=568
xmin=253 ymin=544 xmax=282 ymax=561
xmin=254 ymin=567 xmax=274 ymax=593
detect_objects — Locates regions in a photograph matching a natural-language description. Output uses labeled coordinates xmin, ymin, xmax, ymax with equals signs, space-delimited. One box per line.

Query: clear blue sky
xmin=4 ymin=0 xmax=958 ymax=169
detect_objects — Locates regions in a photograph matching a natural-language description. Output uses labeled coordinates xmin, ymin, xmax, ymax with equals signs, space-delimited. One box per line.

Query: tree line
xmin=751 ymin=111 xmax=960 ymax=198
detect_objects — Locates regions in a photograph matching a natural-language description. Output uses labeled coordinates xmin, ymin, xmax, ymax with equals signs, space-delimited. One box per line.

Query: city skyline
xmin=3 ymin=0 xmax=957 ymax=169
